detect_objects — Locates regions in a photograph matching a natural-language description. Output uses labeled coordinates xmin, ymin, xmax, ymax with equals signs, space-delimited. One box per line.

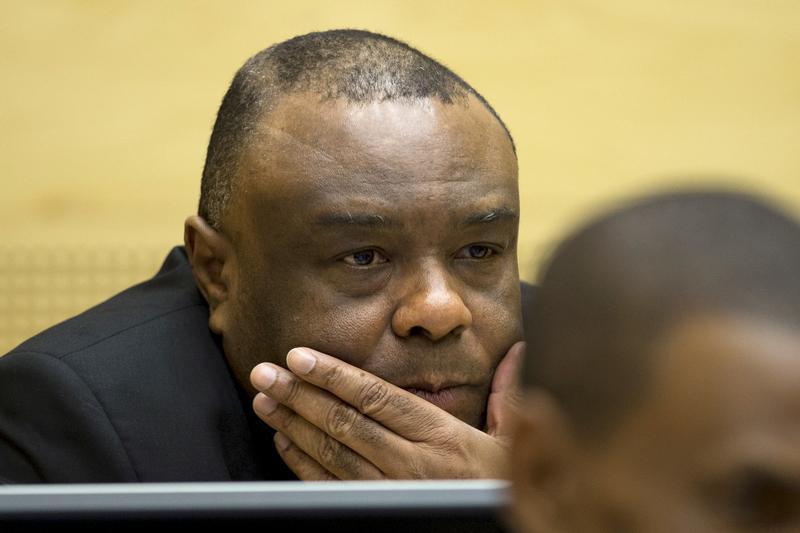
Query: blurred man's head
xmin=184 ymin=30 xmax=521 ymax=427
xmin=511 ymin=191 xmax=800 ymax=532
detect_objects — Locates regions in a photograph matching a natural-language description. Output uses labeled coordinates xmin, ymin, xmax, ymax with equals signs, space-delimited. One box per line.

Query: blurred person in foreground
xmin=510 ymin=190 xmax=800 ymax=532
xmin=0 ymin=29 xmax=529 ymax=483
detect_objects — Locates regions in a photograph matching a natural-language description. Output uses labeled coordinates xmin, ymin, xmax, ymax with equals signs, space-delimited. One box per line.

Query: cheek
xmin=281 ymin=296 xmax=393 ymax=367
xmin=235 ymin=245 xmax=391 ymax=364
xmin=471 ymin=281 xmax=523 ymax=348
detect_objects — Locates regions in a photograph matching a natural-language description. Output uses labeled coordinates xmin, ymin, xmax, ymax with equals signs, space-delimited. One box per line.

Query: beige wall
xmin=2 ymin=0 xmax=799 ymax=352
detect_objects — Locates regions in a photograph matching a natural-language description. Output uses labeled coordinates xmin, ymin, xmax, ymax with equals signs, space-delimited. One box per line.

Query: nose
xmin=391 ymin=265 xmax=473 ymax=341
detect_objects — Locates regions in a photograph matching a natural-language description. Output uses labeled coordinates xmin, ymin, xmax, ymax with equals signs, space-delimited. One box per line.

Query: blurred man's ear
xmin=509 ymin=390 xmax=580 ymax=533
xmin=184 ymin=215 xmax=235 ymax=334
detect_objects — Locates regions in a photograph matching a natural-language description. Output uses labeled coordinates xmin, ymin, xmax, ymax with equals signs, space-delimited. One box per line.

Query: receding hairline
xmin=199 ymin=29 xmax=516 ymax=230
xmin=217 ymin=90 xmax=518 ymax=233
xmin=242 ymin=88 xmax=515 ymax=155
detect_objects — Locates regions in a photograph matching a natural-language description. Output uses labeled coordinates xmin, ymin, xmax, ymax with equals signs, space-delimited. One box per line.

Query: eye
xmin=456 ymin=244 xmax=497 ymax=260
xmin=341 ymin=249 xmax=389 ymax=267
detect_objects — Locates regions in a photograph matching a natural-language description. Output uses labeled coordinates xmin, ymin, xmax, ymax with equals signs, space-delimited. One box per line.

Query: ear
xmin=184 ymin=215 xmax=235 ymax=334
xmin=508 ymin=389 xmax=580 ymax=533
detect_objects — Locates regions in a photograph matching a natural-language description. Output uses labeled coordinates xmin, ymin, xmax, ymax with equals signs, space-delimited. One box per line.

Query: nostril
xmin=408 ymin=326 xmax=426 ymax=337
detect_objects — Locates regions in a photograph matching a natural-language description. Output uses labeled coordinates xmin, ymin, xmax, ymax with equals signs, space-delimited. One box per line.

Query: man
xmin=0 ymin=30 xmax=530 ymax=482
xmin=510 ymin=191 xmax=800 ymax=532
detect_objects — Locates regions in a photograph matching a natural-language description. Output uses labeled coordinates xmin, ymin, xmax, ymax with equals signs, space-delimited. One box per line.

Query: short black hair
xmin=199 ymin=29 xmax=514 ymax=229
xmin=522 ymin=190 xmax=800 ymax=442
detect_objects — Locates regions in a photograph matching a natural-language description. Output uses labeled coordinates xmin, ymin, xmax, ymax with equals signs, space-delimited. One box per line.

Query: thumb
xmin=485 ymin=341 xmax=526 ymax=437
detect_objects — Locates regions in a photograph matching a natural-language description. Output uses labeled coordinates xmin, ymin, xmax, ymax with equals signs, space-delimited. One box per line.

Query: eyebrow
xmin=313 ymin=206 xmax=518 ymax=229
xmin=314 ymin=212 xmax=394 ymax=228
xmin=461 ymin=207 xmax=518 ymax=226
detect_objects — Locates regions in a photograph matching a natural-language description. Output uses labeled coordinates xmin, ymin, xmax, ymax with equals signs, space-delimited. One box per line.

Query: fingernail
xmin=287 ymin=348 xmax=316 ymax=375
xmin=274 ymin=432 xmax=291 ymax=452
xmin=251 ymin=363 xmax=277 ymax=390
xmin=254 ymin=393 xmax=278 ymax=416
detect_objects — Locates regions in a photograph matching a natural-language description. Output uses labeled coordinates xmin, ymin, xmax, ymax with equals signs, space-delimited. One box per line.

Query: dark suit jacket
xmin=0 ymin=247 xmax=535 ymax=483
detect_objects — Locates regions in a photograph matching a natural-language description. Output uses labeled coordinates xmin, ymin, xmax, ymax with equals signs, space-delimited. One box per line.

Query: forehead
xmin=233 ymin=92 xmax=518 ymax=221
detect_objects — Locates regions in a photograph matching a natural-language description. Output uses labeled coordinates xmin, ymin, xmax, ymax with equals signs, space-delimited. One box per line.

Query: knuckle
xmin=405 ymin=457 xmax=428 ymax=480
xmin=389 ymin=394 xmax=414 ymax=416
xmin=321 ymin=363 xmax=346 ymax=390
xmin=276 ymin=407 xmax=297 ymax=432
xmin=356 ymin=381 xmax=390 ymax=416
xmin=316 ymin=435 xmax=344 ymax=467
xmin=283 ymin=376 xmax=304 ymax=405
xmin=324 ymin=402 xmax=357 ymax=440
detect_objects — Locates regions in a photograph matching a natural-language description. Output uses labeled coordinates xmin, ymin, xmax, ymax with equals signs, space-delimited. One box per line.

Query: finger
xmin=486 ymin=341 xmax=525 ymax=436
xmin=253 ymin=361 xmax=462 ymax=479
xmin=283 ymin=347 xmax=453 ymax=439
xmin=252 ymin=363 xmax=409 ymax=476
xmin=273 ymin=432 xmax=337 ymax=481
xmin=253 ymin=392 xmax=386 ymax=480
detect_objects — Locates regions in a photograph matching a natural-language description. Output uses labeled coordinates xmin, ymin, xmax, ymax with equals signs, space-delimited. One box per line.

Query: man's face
xmin=220 ymin=92 xmax=521 ymax=428
xmin=513 ymin=315 xmax=800 ymax=532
